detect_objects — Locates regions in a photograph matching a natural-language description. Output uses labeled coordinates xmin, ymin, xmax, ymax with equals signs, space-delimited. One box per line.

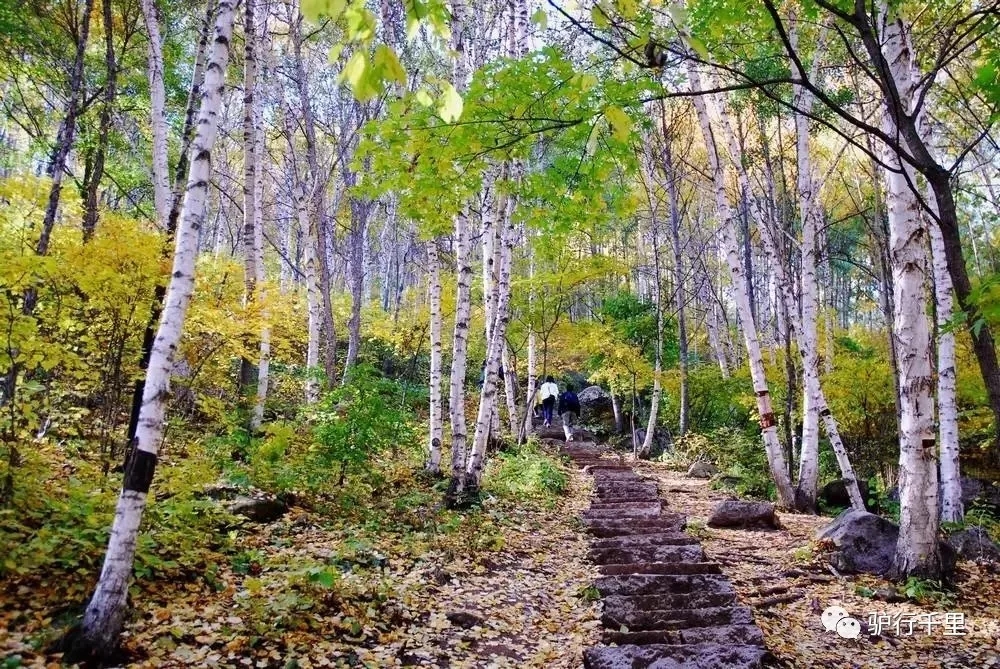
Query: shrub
xmin=483 ymin=440 xmax=568 ymax=507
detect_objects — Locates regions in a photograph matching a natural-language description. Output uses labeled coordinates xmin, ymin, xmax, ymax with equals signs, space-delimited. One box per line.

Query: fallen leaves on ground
xmin=1 ymin=455 xmax=601 ymax=668
xmin=635 ymin=460 xmax=1000 ymax=669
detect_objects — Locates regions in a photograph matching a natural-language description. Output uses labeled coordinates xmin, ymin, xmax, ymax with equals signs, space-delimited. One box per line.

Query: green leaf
xmin=687 ymin=35 xmax=709 ymax=60
xmin=415 ymin=89 xmax=433 ymax=107
xmin=605 ymin=105 xmax=631 ymax=142
xmin=531 ymin=8 xmax=547 ymax=29
xmin=591 ymin=5 xmax=609 ymax=28
xmin=300 ymin=0 xmax=346 ymax=23
xmin=372 ymin=44 xmax=406 ymax=84
xmin=438 ymin=82 xmax=464 ymax=123
xmin=340 ymin=51 xmax=367 ymax=90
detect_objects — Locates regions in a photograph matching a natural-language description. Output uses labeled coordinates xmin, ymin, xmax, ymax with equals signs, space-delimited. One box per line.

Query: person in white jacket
xmin=539 ymin=375 xmax=560 ymax=427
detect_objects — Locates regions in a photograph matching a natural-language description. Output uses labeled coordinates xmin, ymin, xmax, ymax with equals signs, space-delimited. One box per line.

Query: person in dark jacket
xmin=558 ymin=384 xmax=581 ymax=441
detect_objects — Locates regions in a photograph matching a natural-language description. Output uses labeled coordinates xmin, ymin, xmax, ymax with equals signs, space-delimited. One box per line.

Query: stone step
xmin=588 ymin=544 xmax=704 ymax=565
xmin=602 ymin=624 xmax=765 ymax=649
xmin=588 ymin=500 xmax=664 ymax=512
xmin=600 ymin=605 xmax=754 ymax=633
xmin=582 ymin=507 xmax=663 ymax=520
xmin=596 ymin=573 xmax=734 ymax=597
xmin=602 ymin=592 xmax=739 ymax=616
xmin=583 ymin=642 xmax=768 ymax=669
xmin=597 ymin=561 xmax=722 ymax=577
xmin=585 ymin=516 xmax=686 ymax=538
xmin=590 ymin=532 xmax=700 ymax=549
xmin=595 ymin=486 xmax=660 ymax=499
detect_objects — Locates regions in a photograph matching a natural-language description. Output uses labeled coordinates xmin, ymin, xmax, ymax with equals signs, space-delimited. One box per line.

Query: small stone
xmin=446 ymin=611 xmax=484 ymax=628
xmin=687 ymin=461 xmax=719 ymax=479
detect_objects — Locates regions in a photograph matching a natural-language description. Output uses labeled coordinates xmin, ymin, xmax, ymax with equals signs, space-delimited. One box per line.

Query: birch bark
xmin=928 ymin=196 xmax=962 ymax=522
xmin=426 ymin=239 xmax=444 ymax=473
xmin=77 ymin=2 xmax=236 ymax=655
xmin=880 ymin=5 xmax=942 ymax=578
xmin=687 ymin=64 xmax=795 ymax=508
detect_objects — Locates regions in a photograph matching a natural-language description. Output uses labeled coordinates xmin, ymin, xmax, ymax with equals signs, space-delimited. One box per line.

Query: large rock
xmin=707 ymin=500 xmax=780 ymax=530
xmin=687 ymin=461 xmax=719 ymax=479
xmin=960 ymin=476 xmax=1000 ymax=507
xmin=815 ymin=509 xmax=898 ymax=575
xmin=227 ymin=495 xmax=287 ymax=522
xmin=819 ymin=478 xmax=871 ymax=510
xmin=578 ymin=385 xmax=614 ymax=422
xmin=948 ymin=527 xmax=1000 ymax=565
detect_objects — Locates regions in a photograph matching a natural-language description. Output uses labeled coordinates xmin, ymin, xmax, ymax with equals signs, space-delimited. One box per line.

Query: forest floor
xmin=4 ymin=443 xmax=1000 ymax=668
xmin=634 ymin=461 xmax=1000 ymax=669
xmin=0 ymin=446 xmax=603 ymax=669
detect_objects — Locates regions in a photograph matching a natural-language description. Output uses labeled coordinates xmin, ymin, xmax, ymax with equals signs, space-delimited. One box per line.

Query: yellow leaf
xmin=605 ymin=105 xmax=631 ymax=142
xmin=438 ymin=82 xmax=463 ymax=123
xmin=339 ymin=50 xmax=367 ymax=89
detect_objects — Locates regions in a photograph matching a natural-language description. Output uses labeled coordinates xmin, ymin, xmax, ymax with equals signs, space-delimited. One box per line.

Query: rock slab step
xmin=563 ymin=442 xmax=768 ymax=669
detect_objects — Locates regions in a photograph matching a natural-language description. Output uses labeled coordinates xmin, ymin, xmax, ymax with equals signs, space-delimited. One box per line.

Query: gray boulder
xmin=960 ymin=476 xmax=1000 ymax=507
xmin=687 ymin=461 xmax=719 ymax=479
xmin=817 ymin=509 xmax=958 ymax=575
xmin=228 ymin=495 xmax=288 ymax=522
xmin=578 ymin=385 xmax=614 ymax=422
xmin=948 ymin=527 xmax=1000 ymax=565
xmin=707 ymin=500 xmax=780 ymax=530
xmin=816 ymin=510 xmax=898 ymax=575
xmin=819 ymin=478 xmax=871 ymax=510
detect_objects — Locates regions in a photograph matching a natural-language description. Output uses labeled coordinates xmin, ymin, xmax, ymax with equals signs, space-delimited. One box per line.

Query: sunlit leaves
xmin=437 ymin=82 xmax=464 ymax=123
xmin=604 ymin=105 xmax=632 ymax=142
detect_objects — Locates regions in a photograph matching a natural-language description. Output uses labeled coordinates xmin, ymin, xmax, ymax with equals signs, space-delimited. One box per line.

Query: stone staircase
xmin=561 ymin=442 xmax=769 ymax=669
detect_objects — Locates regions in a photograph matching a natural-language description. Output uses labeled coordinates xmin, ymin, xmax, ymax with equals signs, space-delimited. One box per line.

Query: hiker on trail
xmin=559 ymin=383 xmax=581 ymax=442
xmin=539 ymin=375 xmax=559 ymax=427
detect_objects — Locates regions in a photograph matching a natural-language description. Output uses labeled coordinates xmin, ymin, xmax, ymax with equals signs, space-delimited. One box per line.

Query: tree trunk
xmin=82 ymin=0 xmax=118 ymax=240
xmin=426 ymin=239 xmax=444 ymax=473
xmin=447 ymin=0 xmax=473 ymax=497
xmin=687 ymin=63 xmax=796 ymax=508
xmin=299 ymin=186 xmax=322 ymax=404
xmin=248 ymin=3 xmax=270 ymax=431
xmin=291 ymin=3 xmax=336 ymax=385
xmin=721 ymin=95 xmax=864 ymax=512
xmin=140 ymin=0 xmax=171 ymax=226
xmin=664 ymin=143 xmax=689 ymax=437
xmin=641 ymin=181 xmax=664 ymax=458
xmin=880 ymin=8 xmax=941 ymax=578
xmin=75 ymin=3 xmax=236 ymax=657
xmin=239 ymin=0 xmax=260 ymax=400
xmin=928 ymin=195 xmax=962 ymax=523
xmin=464 ymin=190 xmax=516 ymax=494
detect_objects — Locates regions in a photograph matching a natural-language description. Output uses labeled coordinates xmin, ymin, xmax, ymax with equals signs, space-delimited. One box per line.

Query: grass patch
xmin=483 ymin=440 xmax=568 ymax=508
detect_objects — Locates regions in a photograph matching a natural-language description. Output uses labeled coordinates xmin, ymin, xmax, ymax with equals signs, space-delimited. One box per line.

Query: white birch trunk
xmin=718 ymin=91 xmax=864 ymax=511
xmin=641 ymin=201 xmax=663 ymax=457
xmin=426 ymin=239 xmax=444 ymax=473
xmin=299 ymin=187 xmax=321 ymax=404
xmin=465 ymin=195 xmax=516 ymax=490
xmin=139 ymin=0 xmax=171 ymax=224
xmin=78 ymin=2 xmax=236 ymax=654
xmin=881 ymin=5 xmax=941 ymax=577
xmin=523 ymin=247 xmax=536 ymax=439
xmin=687 ymin=64 xmax=795 ymax=508
xmin=793 ymin=75 xmax=822 ymax=510
xmin=447 ymin=0 xmax=473 ymax=489
xmin=928 ymin=194 xmax=962 ymax=522
xmin=250 ymin=12 xmax=270 ymax=431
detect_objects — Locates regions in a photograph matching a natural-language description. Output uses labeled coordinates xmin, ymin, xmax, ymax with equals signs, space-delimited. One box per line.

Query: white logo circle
xmin=836 ymin=616 xmax=862 ymax=639
xmin=821 ymin=605 xmax=849 ymax=632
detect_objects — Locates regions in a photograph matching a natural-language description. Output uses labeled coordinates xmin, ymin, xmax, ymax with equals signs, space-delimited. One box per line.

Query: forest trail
xmin=562 ymin=441 xmax=768 ymax=669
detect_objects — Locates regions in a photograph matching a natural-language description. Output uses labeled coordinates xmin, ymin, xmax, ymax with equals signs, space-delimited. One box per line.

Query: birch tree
xmin=73 ymin=2 xmax=238 ymax=656
xmin=687 ymin=62 xmax=796 ymax=508
xmin=879 ymin=7 xmax=942 ymax=578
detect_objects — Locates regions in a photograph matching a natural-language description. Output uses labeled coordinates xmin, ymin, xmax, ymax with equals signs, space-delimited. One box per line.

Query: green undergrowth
xmin=482 ymin=438 xmax=569 ymax=509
